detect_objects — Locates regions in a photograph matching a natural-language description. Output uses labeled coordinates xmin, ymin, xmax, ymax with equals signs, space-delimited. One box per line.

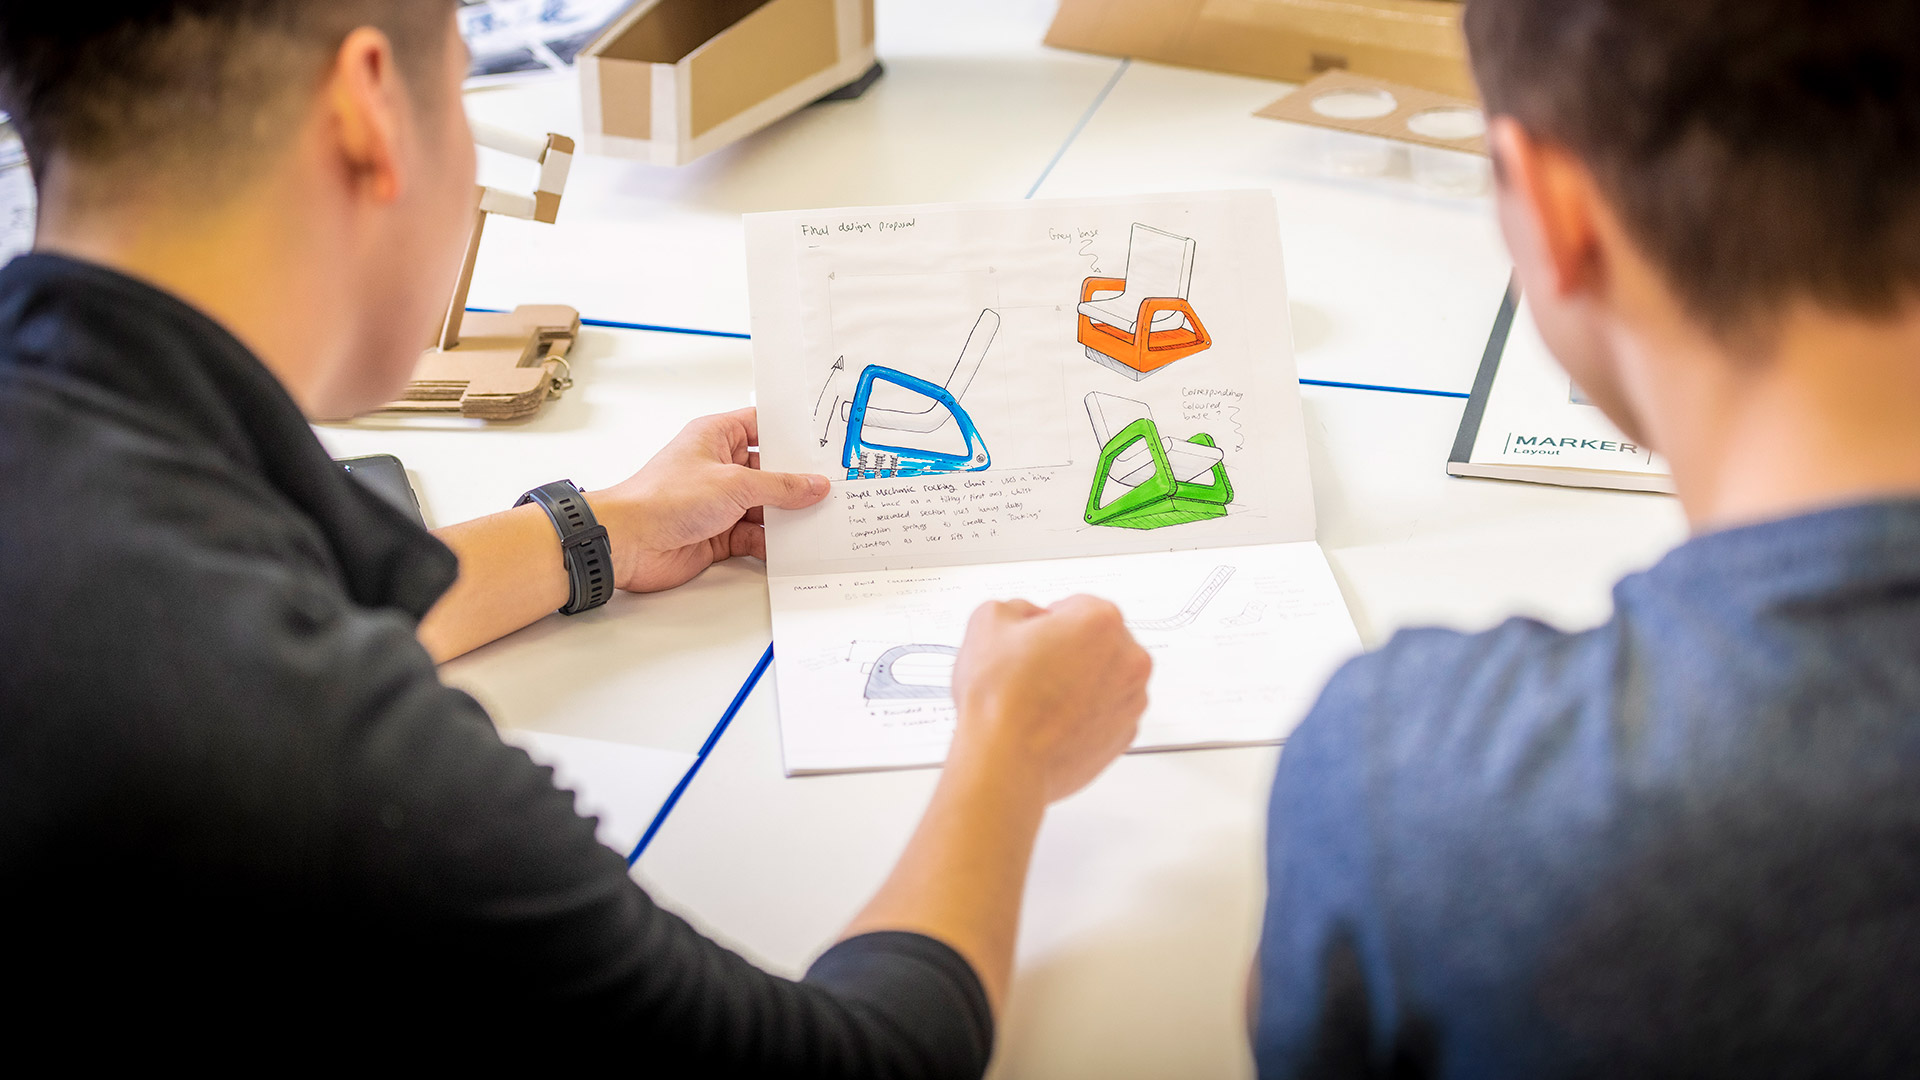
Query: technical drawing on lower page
xmin=1222 ymin=600 xmax=1267 ymax=627
xmin=861 ymin=644 xmax=959 ymax=702
xmin=1127 ymin=566 xmax=1235 ymax=631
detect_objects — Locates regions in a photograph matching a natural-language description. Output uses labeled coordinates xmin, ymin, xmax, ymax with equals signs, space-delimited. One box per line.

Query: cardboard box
xmin=1045 ymin=0 xmax=1474 ymax=99
xmin=580 ymin=0 xmax=878 ymax=166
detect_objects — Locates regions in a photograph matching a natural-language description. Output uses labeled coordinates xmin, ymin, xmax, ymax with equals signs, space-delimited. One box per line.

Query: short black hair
xmin=1465 ymin=0 xmax=1920 ymax=332
xmin=0 ymin=1 xmax=457 ymax=193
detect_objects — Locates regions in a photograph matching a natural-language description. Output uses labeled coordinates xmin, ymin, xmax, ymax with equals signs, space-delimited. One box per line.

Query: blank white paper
xmin=498 ymin=729 xmax=698 ymax=857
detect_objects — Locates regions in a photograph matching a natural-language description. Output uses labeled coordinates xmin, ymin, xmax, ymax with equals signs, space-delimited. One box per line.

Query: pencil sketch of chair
xmin=1128 ymin=566 xmax=1235 ymax=630
xmin=1077 ymin=224 xmax=1212 ymax=380
xmin=842 ymin=309 xmax=999 ymax=434
xmin=1084 ymin=391 xmax=1233 ymax=530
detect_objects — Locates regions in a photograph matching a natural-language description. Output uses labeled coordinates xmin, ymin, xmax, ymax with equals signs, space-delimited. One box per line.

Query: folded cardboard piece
xmin=1045 ymin=0 xmax=1473 ymax=99
xmin=380 ymin=305 xmax=581 ymax=422
xmin=370 ymin=127 xmax=581 ymax=423
xmin=580 ymin=0 xmax=879 ymax=166
xmin=1255 ymin=69 xmax=1485 ymax=155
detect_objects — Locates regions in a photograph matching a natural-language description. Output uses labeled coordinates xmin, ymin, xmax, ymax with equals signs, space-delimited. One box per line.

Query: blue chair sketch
xmin=841 ymin=309 xmax=999 ymax=479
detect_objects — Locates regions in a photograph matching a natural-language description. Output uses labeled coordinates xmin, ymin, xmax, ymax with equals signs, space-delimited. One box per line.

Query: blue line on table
xmin=473 ymin=308 xmax=1470 ymax=399
xmin=464 ymin=307 xmax=751 ymax=340
xmin=1026 ymin=58 xmax=1130 ymax=201
xmin=627 ymin=643 xmax=776 ymax=865
xmin=1298 ymin=378 xmax=1471 ymax=400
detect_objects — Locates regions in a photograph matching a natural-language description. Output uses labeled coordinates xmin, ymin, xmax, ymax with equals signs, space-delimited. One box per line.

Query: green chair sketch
xmin=1083 ymin=391 xmax=1233 ymax=529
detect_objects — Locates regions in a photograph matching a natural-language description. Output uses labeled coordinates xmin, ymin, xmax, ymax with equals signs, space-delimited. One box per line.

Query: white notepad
xmin=1449 ymin=279 xmax=1675 ymax=494
xmin=747 ymin=191 xmax=1362 ymax=775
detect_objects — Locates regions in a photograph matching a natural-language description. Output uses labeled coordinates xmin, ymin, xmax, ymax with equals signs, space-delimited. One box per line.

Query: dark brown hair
xmin=0 ymin=1 xmax=457 ymax=191
xmin=1465 ymin=0 xmax=1920 ymax=331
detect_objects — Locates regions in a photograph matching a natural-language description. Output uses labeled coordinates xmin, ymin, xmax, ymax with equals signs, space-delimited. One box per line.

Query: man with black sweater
xmin=0 ymin=2 xmax=1150 ymax=1068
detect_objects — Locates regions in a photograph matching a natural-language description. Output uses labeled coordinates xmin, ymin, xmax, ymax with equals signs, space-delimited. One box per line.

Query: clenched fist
xmin=949 ymin=595 xmax=1151 ymax=804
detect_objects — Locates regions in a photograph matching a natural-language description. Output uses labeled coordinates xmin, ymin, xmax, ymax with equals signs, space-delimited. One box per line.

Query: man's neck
xmin=1632 ymin=300 xmax=1920 ymax=532
xmin=32 ymin=173 xmax=343 ymax=415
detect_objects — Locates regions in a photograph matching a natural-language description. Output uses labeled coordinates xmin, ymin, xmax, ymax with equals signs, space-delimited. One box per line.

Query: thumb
xmin=735 ymin=466 xmax=830 ymax=510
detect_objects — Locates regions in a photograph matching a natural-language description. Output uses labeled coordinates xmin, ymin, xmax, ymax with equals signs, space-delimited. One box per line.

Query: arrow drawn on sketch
xmin=819 ymin=396 xmax=841 ymax=447
xmin=1228 ymin=405 xmax=1245 ymax=451
xmin=1079 ymin=237 xmax=1102 ymax=276
xmin=813 ymin=356 xmax=846 ymax=417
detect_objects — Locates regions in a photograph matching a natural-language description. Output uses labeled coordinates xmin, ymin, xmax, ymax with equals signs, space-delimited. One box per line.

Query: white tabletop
xmin=322 ymin=3 xmax=1690 ymax=1075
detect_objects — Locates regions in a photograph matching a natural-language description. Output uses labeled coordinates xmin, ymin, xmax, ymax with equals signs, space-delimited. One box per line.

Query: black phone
xmin=337 ymin=454 xmax=426 ymax=527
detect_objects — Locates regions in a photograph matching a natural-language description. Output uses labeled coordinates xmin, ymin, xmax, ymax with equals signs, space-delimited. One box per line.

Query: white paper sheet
xmin=1469 ymin=301 xmax=1670 ymax=478
xmin=770 ymin=543 xmax=1360 ymax=774
xmin=498 ymin=730 xmax=697 ymax=857
xmin=750 ymin=191 xmax=1315 ymax=577
xmin=748 ymin=192 xmax=1359 ymax=775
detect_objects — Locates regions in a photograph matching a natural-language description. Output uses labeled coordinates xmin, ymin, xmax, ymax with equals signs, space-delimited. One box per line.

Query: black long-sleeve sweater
xmin=0 ymin=254 xmax=991 ymax=1071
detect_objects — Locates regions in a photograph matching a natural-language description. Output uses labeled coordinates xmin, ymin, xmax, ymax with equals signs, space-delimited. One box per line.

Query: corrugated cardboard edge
xmin=1256 ymin=69 xmax=1486 ymax=154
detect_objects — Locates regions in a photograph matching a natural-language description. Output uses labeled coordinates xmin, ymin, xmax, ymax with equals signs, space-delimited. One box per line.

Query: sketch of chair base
xmin=863 ymin=645 xmax=958 ymax=701
xmin=1084 ymin=392 xmax=1234 ymax=530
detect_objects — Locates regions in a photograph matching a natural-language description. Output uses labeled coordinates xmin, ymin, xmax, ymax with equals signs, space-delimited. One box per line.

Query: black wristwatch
xmin=517 ymin=480 xmax=612 ymax=615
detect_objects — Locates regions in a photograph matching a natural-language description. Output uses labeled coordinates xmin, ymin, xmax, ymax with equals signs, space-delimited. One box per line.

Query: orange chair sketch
xmin=1077 ymin=223 xmax=1212 ymax=380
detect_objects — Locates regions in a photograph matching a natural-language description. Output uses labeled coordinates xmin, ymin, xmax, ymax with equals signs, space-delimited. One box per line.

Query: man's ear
xmin=1488 ymin=117 xmax=1604 ymax=303
xmin=325 ymin=27 xmax=407 ymax=205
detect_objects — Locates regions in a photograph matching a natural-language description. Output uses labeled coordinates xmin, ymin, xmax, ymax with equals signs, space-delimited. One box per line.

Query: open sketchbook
xmin=747 ymin=191 xmax=1361 ymax=775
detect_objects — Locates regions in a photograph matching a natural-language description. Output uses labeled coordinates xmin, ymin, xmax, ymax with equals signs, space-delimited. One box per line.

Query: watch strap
xmin=516 ymin=480 xmax=612 ymax=615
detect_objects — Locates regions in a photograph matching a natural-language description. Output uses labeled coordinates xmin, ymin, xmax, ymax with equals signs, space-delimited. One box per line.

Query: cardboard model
xmin=580 ymin=0 xmax=880 ymax=166
xmin=374 ymin=123 xmax=581 ymax=422
xmin=1046 ymin=0 xmax=1473 ymax=99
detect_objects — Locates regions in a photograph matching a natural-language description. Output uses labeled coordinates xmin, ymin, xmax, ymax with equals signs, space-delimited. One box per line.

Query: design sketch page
xmin=768 ymin=543 xmax=1361 ymax=774
xmin=748 ymin=191 xmax=1315 ymax=578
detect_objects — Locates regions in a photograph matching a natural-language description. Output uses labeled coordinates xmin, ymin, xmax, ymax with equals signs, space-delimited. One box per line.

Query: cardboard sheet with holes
xmin=747 ymin=192 xmax=1360 ymax=774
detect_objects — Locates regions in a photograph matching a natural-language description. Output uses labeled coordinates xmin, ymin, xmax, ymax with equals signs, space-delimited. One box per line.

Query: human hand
xmin=587 ymin=407 xmax=829 ymax=593
xmin=947 ymin=596 xmax=1151 ymax=804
